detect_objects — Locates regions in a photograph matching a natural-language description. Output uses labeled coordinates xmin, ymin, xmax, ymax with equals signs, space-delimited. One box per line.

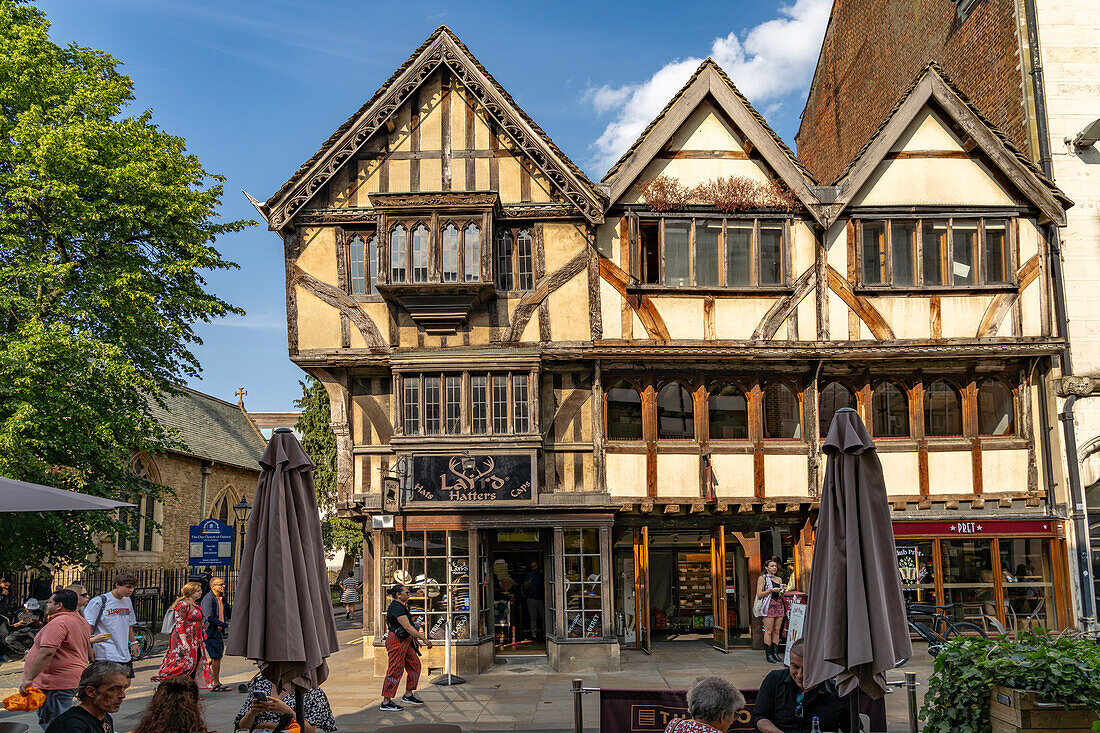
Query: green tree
xmin=0 ymin=0 xmax=251 ymax=570
xmin=295 ymin=377 xmax=364 ymax=560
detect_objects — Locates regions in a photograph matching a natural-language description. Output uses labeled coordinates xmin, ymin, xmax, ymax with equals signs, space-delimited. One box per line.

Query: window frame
xmin=384 ymin=218 xmax=484 ymax=286
xmin=707 ymin=382 xmax=750 ymax=441
xmin=398 ymin=371 xmax=534 ymax=437
xmin=923 ymin=378 xmax=965 ymax=438
xmin=630 ymin=213 xmax=792 ymax=291
xmin=496 ymin=225 xmax=536 ymax=292
xmin=856 ymin=215 xmax=1016 ymax=290
xmin=762 ymin=380 xmax=803 ymax=441
xmin=605 ymin=379 xmax=645 ymax=442
xmin=976 ymin=378 xmax=1016 ymax=437
xmin=818 ymin=380 xmax=858 ymax=437
xmin=655 ymin=379 xmax=696 ymax=442
xmin=871 ymin=380 xmax=911 ymax=439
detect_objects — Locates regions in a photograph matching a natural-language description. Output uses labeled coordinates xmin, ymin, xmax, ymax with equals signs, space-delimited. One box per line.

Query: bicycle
xmin=906 ymin=602 xmax=987 ymax=656
xmin=132 ymin=624 xmax=155 ymax=660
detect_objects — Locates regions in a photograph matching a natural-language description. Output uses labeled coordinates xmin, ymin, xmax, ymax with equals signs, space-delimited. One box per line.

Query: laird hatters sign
xmin=406 ymin=453 xmax=534 ymax=502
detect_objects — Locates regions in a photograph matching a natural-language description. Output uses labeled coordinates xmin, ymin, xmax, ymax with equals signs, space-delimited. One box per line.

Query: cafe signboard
xmin=405 ymin=452 xmax=534 ymax=503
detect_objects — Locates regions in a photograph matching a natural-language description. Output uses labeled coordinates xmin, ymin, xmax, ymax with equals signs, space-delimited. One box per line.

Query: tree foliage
xmin=294 ymin=377 xmax=363 ymax=558
xmin=0 ymin=0 xmax=251 ymax=571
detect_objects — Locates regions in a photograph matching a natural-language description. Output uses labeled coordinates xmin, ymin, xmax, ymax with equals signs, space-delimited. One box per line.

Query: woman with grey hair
xmin=664 ymin=675 xmax=746 ymax=732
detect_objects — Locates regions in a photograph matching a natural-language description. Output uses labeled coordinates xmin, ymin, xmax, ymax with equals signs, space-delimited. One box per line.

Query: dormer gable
xmin=828 ymin=63 xmax=1071 ymax=226
xmin=601 ymin=59 xmax=823 ymax=225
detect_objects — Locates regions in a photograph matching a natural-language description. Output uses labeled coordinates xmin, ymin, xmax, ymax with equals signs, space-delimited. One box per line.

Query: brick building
xmin=100 ymin=385 xmax=266 ymax=570
xmin=797 ymin=0 xmax=1100 ymax=623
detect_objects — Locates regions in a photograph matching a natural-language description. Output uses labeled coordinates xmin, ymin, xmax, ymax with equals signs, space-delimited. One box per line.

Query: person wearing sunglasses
xmin=752 ymin=639 xmax=851 ymax=733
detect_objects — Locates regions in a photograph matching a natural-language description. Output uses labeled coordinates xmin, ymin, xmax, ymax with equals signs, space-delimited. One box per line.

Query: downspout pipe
xmin=1023 ymin=0 xmax=1094 ymax=625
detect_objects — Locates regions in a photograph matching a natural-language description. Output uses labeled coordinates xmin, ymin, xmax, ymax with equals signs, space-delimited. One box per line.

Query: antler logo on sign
xmin=407 ymin=453 xmax=534 ymax=502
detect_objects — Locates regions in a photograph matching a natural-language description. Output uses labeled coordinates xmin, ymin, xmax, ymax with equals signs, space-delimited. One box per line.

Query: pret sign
xmin=406 ymin=453 xmax=534 ymax=502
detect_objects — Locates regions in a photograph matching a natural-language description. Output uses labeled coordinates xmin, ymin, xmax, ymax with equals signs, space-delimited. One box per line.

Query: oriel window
xmin=858 ymin=217 xmax=1013 ymax=288
xmin=442 ymin=224 xmax=459 ymax=283
xmin=391 ymin=225 xmax=407 ymax=283
xmin=412 ymin=224 xmax=429 ymax=283
xmin=634 ymin=216 xmax=787 ymax=288
xmin=464 ymin=223 xmax=481 ymax=282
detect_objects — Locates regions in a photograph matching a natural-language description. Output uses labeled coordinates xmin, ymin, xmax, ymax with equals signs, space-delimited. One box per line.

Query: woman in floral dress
xmin=153 ymin=581 xmax=213 ymax=688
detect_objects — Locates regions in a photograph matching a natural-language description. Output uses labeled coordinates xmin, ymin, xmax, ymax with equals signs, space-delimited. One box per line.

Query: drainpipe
xmin=200 ymin=463 xmax=212 ymax=522
xmin=1023 ymin=0 xmax=1095 ymax=625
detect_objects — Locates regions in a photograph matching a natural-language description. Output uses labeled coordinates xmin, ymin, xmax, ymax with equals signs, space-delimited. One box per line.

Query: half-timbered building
xmin=253 ymin=28 xmax=1074 ymax=674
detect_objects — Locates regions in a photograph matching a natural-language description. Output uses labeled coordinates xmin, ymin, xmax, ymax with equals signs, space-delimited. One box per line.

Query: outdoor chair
xmin=374 ymin=725 xmax=463 ymax=733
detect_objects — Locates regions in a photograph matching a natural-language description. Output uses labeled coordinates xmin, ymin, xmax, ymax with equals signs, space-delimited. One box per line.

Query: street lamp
xmin=232 ymin=495 xmax=252 ymax=525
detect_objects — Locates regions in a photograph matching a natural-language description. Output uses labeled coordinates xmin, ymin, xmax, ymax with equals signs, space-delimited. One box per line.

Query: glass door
xmin=710 ymin=525 xmax=729 ymax=652
xmin=633 ymin=526 xmax=651 ymax=654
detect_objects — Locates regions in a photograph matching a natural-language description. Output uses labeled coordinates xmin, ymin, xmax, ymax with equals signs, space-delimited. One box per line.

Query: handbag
xmin=160 ymin=605 xmax=176 ymax=635
xmin=752 ymin=596 xmax=765 ymax=618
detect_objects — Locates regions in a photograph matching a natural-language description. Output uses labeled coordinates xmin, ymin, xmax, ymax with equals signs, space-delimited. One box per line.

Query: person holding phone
xmin=235 ymin=673 xmax=336 ymax=733
xmin=756 ymin=557 xmax=787 ymax=664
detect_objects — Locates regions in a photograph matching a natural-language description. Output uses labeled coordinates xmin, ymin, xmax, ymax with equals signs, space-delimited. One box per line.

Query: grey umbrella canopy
xmin=803 ymin=408 xmax=912 ymax=699
xmin=0 ymin=475 xmax=134 ymax=513
xmin=226 ymin=428 xmax=339 ymax=689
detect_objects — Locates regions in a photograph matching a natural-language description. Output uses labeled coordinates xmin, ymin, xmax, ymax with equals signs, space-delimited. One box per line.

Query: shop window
xmin=818 ymin=382 xmax=856 ymax=436
xmin=390 ymin=225 xmax=407 ymax=283
xmin=633 ymin=216 xmax=787 ymax=288
xmin=412 ymin=224 xmax=429 ymax=283
xmin=348 ymin=233 xmax=379 ymax=295
xmin=381 ymin=530 xmax=472 ymax=641
xmin=606 ymin=382 xmax=643 ymax=440
xmin=657 ymin=382 xmax=694 ymax=440
xmin=492 ymin=375 xmax=509 ymax=433
xmin=939 ymin=539 xmax=994 ymax=625
xmin=442 ymin=224 xmax=459 ymax=282
xmin=445 ymin=376 xmax=461 ymax=434
xmin=763 ymin=382 xmax=801 ymax=440
xmin=924 ymin=380 xmax=962 ymax=436
xmin=1000 ymin=538 xmax=1055 ymax=630
xmin=896 ymin=539 xmax=936 ymax=606
xmin=858 ymin=217 xmax=1013 ymax=288
xmin=708 ymin=384 xmax=747 ymax=440
xmin=695 ymin=220 xmax=722 ymax=286
xmin=513 ymin=374 xmax=530 ymax=434
xmin=424 ymin=376 xmax=441 ymax=435
xmin=471 ymin=375 xmax=488 ymax=434
xmin=872 ymin=382 xmax=910 ymax=438
xmin=977 ymin=379 xmax=1014 ymax=436
xmin=563 ymin=528 xmax=602 ymax=638
xmin=464 ymin=224 xmax=481 ymax=282
xmin=403 ymin=376 xmax=420 ymax=435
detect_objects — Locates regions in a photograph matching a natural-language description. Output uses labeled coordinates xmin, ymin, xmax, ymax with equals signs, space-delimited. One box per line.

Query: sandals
xmin=212 ymin=684 xmax=232 ymax=692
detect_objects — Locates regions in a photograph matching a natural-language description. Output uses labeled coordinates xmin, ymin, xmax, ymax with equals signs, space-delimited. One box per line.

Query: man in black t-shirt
xmin=752 ymin=639 xmax=850 ymax=733
xmin=46 ymin=660 xmax=129 ymax=733
xmin=379 ymin=584 xmax=433 ymax=712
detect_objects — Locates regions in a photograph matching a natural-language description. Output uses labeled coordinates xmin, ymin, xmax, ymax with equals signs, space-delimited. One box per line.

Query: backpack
xmin=160 ymin=606 xmax=176 ymax=635
xmin=89 ymin=594 xmax=110 ymax=630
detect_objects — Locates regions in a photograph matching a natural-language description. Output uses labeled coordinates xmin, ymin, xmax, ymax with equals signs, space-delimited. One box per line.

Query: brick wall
xmin=103 ymin=452 xmax=260 ymax=570
xmin=796 ymin=0 xmax=1030 ymax=183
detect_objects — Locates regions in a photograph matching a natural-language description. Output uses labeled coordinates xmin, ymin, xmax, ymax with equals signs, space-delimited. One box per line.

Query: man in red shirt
xmin=20 ymin=588 xmax=92 ymax=729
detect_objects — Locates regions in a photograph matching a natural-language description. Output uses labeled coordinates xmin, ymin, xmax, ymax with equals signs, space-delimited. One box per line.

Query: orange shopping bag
xmin=3 ymin=685 xmax=45 ymax=711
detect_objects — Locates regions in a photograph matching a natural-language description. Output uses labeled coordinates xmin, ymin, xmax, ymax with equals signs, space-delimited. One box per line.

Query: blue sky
xmin=39 ymin=0 xmax=830 ymax=411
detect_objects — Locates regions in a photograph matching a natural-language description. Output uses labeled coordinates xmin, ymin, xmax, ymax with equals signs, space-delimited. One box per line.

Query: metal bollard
xmin=572 ymin=678 xmax=583 ymax=733
xmin=905 ymin=672 xmax=919 ymax=733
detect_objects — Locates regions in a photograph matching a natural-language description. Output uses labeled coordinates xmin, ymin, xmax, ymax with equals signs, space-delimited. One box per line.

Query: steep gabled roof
xmin=263 ymin=26 xmax=606 ymax=229
xmin=601 ymin=59 xmax=823 ymax=224
xmin=829 ymin=62 xmax=1070 ymax=225
xmin=147 ymin=386 xmax=266 ymax=472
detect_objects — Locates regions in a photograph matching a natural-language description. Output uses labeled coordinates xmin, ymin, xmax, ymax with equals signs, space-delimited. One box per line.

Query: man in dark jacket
xmin=199 ymin=576 xmax=230 ymax=691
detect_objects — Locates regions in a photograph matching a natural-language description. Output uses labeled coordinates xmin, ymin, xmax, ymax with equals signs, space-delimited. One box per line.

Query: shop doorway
xmin=489 ymin=529 xmax=549 ymax=657
xmin=622 ymin=526 xmax=753 ymax=652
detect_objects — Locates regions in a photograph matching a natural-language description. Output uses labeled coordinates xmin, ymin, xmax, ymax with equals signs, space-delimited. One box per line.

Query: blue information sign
xmin=188 ymin=518 xmax=234 ymax=567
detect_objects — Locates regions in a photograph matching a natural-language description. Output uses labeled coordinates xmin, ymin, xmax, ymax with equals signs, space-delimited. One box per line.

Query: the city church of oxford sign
xmin=405 ymin=453 xmax=534 ymax=503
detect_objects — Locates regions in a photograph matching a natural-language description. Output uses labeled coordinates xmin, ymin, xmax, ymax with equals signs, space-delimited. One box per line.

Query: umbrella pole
xmin=431 ymin=608 xmax=466 ymax=686
xmin=850 ymin=688 xmax=861 ymax=731
xmin=296 ymin=688 xmax=304 ymax=729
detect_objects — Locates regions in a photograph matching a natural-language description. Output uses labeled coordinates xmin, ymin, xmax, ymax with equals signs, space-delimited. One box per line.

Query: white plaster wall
xmin=711 ymin=454 xmax=756 ymax=497
xmin=606 ymin=453 xmax=646 ymax=496
xmin=878 ymin=452 xmax=921 ymax=496
xmin=982 ymin=449 xmax=1030 ymax=493
xmin=927 ymin=451 xmax=973 ymax=494
xmin=764 ymin=454 xmax=807 ymax=496
xmin=656 ymin=454 xmax=701 ymax=497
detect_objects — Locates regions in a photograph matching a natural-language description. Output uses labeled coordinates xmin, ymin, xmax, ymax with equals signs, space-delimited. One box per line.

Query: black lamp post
xmin=233 ymin=496 xmax=252 ymax=568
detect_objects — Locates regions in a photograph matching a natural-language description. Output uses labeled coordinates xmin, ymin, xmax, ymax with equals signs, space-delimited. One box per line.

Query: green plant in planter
xmin=920 ymin=632 xmax=1100 ymax=733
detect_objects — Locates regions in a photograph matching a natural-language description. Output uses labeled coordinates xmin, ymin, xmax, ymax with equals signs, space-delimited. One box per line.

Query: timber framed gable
xmin=261 ymin=26 xmax=606 ymax=231
xmin=601 ymin=59 xmax=824 ymax=225
xmin=826 ymin=63 xmax=1070 ymax=227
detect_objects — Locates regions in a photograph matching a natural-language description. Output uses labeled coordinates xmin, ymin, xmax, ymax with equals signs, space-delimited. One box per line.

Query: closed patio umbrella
xmin=0 ymin=475 xmax=134 ymax=512
xmin=227 ymin=428 xmax=339 ymax=722
xmin=803 ymin=408 xmax=912 ymax=727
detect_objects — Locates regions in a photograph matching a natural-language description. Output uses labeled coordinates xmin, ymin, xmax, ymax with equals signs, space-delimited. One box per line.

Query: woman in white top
xmin=756 ymin=557 xmax=787 ymax=664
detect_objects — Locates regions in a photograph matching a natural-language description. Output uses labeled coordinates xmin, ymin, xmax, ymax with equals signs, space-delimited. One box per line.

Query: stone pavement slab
xmin=1 ymin=617 xmax=933 ymax=732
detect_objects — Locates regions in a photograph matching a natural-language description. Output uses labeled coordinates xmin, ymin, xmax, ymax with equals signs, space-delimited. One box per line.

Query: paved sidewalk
xmin=1 ymin=616 xmax=932 ymax=732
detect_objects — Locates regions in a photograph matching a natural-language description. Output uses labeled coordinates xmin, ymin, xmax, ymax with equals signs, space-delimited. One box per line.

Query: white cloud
xmin=586 ymin=0 xmax=831 ymax=173
xmin=210 ymin=313 xmax=287 ymax=331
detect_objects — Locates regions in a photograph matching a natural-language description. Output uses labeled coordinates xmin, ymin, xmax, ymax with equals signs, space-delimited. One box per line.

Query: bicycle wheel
xmin=134 ymin=628 xmax=154 ymax=659
xmin=945 ymin=621 xmax=988 ymax=640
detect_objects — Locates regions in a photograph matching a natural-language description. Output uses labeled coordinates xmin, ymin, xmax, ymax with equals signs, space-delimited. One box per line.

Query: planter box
xmin=989 ymin=685 xmax=1098 ymax=733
